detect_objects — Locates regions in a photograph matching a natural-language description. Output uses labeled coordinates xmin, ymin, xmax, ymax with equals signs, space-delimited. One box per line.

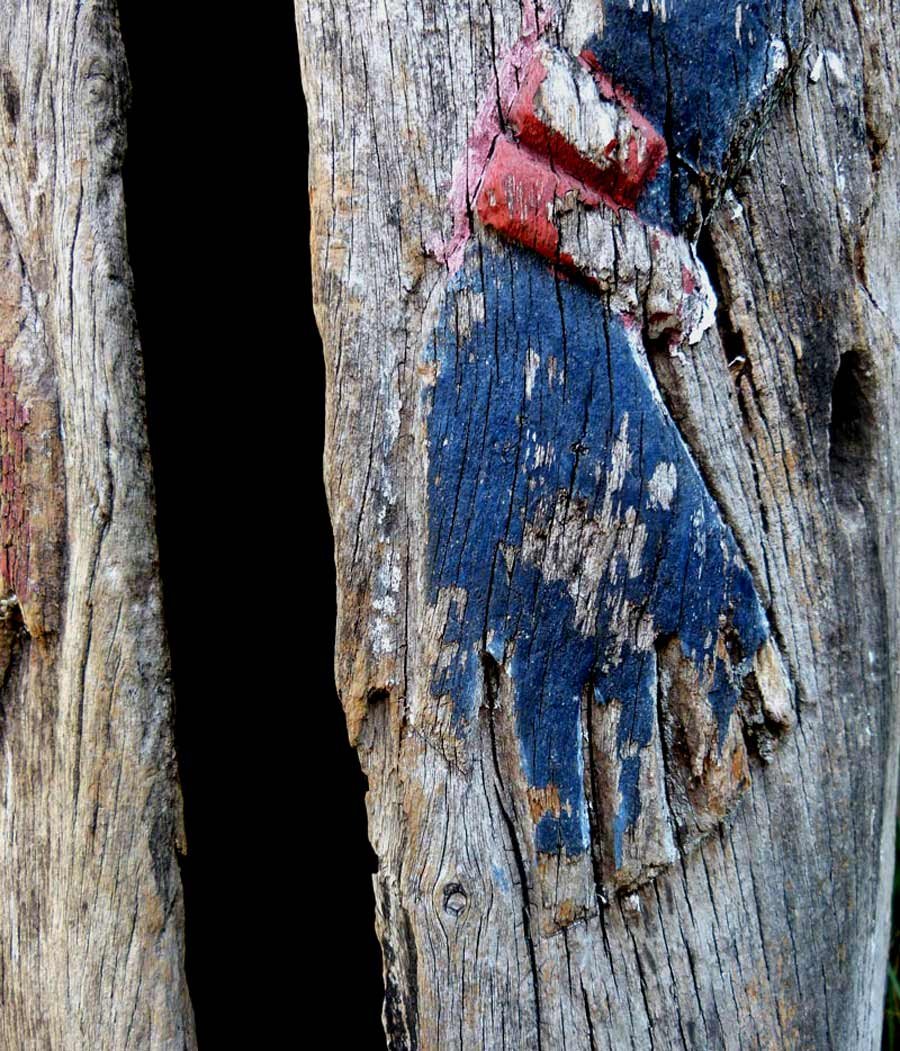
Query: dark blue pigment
xmin=586 ymin=0 xmax=802 ymax=228
xmin=425 ymin=243 xmax=770 ymax=864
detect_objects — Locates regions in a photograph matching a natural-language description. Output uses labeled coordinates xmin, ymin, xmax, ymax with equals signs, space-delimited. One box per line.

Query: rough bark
xmin=0 ymin=3 xmax=195 ymax=1047
xmin=299 ymin=0 xmax=900 ymax=1047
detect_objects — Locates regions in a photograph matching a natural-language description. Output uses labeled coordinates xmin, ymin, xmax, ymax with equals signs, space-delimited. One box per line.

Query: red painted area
xmin=0 ymin=348 xmax=30 ymax=600
xmin=434 ymin=25 xmax=671 ymax=273
xmin=578 ymin=50 xmax=668 ymax=189
xmin=504 ymin=53 xmax=560 ymax=156
xmin=476 ymin=138 xmax=605 ymax=261
xmin=507 ymin=50 xmax=667 ymax=212
xmin=647 ymin=310 xmax=680 ymax=332
xmin=431 ymin=17 xmax=552 ymax=272
xmin=475 ymin=47 xmax=670 ymax=264
xmin=681 ymin=264 xmax=697 ymax=295
xmin=473 ymin=59 xmax=709 ymax=344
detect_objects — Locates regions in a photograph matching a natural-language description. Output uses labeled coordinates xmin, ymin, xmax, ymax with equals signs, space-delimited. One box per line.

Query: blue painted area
xmin=585 ymin=0 xmax=802 ymax=228
xmin=613 ymin=757 xmax=642 ymax=869
xmin=491 ymin=864 xmax=511 ymax=894
xmin=425 ymin=242 xmax=770 ymax=862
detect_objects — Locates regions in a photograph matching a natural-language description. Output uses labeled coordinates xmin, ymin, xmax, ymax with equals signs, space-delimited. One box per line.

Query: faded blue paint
xmin=613 ymin=757 xmax=642 ymax=869
xmin=425 ymin=243 xmax=770 ymax=862
xmin=585 ymin=0 xmax=802 ymax=228
xmin=491 ymin=864 xmax=511 ymax=894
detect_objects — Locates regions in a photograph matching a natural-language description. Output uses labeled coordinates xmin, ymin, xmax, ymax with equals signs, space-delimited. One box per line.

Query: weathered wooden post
xmin=298 ymin=0 xmax=899 ymax=1046
xmin=0 ymin=2 xmax=195 ymax=1046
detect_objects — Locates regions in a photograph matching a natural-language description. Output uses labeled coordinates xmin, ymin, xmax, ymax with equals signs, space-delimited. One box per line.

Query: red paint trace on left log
xmin=0 ymin=346 xmax=31 ymax=603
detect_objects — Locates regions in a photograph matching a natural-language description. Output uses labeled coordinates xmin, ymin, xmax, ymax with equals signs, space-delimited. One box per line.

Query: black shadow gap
xmin=117 ymin=3 xmax=384 ymax=1044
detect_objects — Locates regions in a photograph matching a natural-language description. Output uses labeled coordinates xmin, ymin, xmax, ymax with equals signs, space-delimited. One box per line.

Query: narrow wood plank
xmin=0 ymin=3 xmax=196 ymax=1045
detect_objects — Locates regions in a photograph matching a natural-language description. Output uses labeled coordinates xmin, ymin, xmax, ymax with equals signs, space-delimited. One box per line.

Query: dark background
xmin=117 ymin=3 xmax=384 ymax=1044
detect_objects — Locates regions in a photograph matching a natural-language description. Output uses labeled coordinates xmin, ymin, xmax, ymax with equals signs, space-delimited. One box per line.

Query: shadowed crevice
xmin=829 ymin=349 xmax=876 ymax=514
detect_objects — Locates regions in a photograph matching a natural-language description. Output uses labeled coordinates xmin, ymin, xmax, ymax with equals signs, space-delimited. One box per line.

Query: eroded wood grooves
xmin=0 ymin=2 xmax=196 ymax=1046
xmin=299 ymin=0 xmax=900 ymax=1046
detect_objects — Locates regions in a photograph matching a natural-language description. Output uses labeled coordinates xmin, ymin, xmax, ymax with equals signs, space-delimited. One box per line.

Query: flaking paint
xmin=426 ymin=243 xmax=770 ymax=862
xmin=424 ymin=0 xmax=796 ymax=869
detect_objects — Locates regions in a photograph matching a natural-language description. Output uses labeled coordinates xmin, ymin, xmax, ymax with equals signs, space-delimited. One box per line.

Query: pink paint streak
xmin=429 ymin=6 xmax=554 ymax=273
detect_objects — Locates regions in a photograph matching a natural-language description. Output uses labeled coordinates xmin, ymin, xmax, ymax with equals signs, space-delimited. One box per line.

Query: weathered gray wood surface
xmin=299 ymin=0 xmax=900 ymax=1047
xmin=0 ymin=2 xmax=195 ymax=1046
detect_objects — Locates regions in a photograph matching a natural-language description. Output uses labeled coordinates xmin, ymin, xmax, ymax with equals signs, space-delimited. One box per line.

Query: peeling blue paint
xmin=613 ymin=757 xmax=643 ymax=870
xmin=425 ymin=243 xmax=770 ymax=862
xmin=585 ymin=0 xmax=802 ymax=228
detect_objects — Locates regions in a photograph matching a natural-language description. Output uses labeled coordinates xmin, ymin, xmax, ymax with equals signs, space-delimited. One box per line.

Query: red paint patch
xmin=0 ymin=347 xmax=30 ymax=601
xmin=432 ymin=32 xmax=545 ymax=272
xmin=477 ymin=138 xmax=602 ymax=260
xmin=437 ymin=36 xmax=672 ymax=272
xmin=578 ymin=50 xmax=668 ymax=199
xmin=475 ymin=48 xmax=671 ymax=265
xmin=681 ymin=264 xmax=697 ymax=295
xmin=647 ymin=310 xmax=680 ymax=331
xmin=506 ymin=50 xmax=666 ymax=212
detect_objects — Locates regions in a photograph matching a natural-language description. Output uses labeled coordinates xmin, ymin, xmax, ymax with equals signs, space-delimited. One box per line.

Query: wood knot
xmin=442 ymin=882 xmax=468 ymax=917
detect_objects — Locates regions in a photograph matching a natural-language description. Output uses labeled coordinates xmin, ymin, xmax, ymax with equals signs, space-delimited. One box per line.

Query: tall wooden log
xmin=299 ymin=0 xmax=899 ymax=1047
xmin=0 ymin=2 xmax=195 ymax=1046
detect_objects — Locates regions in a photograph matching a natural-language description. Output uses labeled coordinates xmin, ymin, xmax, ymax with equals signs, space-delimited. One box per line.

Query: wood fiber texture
xmin=0 ymin=2 xmax=195 ymax=1047
xmin=299 ymin=0 xmax=900 ymax=1046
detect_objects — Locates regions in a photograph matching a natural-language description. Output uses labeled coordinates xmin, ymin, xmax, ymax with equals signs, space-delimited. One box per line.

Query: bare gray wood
xmin=299 ymin=0 xmax=900 ymax=1047
xmin=0 ymin=2 xmax=196 ymax=1046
